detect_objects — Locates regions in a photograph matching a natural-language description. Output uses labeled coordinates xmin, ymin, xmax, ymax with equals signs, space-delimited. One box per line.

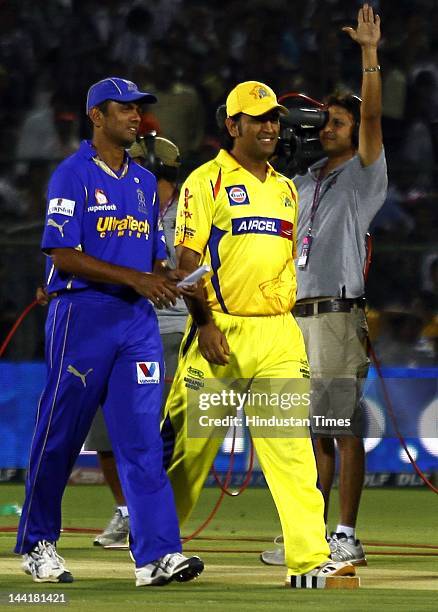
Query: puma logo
xmin=48 ymin=218 xmax=69 ymax=237
xmin=67 ymin=365 xmax=93 ymax=388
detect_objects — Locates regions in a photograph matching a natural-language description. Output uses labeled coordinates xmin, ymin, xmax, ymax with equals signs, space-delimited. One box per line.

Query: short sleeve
xmin=350 ymin=150 xmax=388 ymax=228
xmin=286 ymin=178 xmax=299 ymax=259
xmin=174 ymin=173 xmax=213 ymax=255
xmin=41 ymin=166 xmax=86 ymax=253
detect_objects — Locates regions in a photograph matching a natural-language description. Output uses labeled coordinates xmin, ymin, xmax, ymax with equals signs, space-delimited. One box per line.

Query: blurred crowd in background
xmin=0 ymin=0 xmax=437 ymax=365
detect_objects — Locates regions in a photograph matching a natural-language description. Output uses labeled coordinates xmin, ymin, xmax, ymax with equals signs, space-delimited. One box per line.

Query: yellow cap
xmin=226 ymin=81 xmax=288 ymax=117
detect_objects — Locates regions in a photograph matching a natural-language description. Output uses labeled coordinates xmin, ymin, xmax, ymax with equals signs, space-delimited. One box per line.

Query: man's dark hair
xmin=324 ymin=93 xmax=361 ymax=147
xmin=216 ymin=104 xmax=241 ymax=151
xmin=87 ymin=100 xmax=111 ymax=131
xmin=95 ymin=100 xmax=111 ymax=115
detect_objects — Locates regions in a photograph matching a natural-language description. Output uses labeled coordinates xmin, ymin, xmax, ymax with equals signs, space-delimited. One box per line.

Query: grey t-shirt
xmin=156 ymin=195 xmax=188 ymax=334
xmin=295 ymin=150 xmax=387 ymax=300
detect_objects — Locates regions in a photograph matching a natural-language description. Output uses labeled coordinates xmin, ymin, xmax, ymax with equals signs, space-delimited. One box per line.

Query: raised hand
xmin=342 ymin=3 xmax=381 ymax=48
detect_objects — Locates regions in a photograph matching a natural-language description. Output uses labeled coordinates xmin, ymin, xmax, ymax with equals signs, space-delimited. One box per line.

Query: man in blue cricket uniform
xmin=15 ymin=77 xmax=204 ymax=587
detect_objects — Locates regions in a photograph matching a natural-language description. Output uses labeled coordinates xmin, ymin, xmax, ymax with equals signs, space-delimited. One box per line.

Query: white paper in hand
xmin=177 ymin=264 xmax=211 ymax=288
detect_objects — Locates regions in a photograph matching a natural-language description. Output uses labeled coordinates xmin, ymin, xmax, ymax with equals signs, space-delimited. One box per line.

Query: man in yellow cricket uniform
xmin=165 ymin=81 xmax=355 ymax=584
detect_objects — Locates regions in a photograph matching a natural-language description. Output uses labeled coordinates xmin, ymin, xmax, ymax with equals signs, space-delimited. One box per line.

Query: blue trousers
xmin=15 ymin=291 xmax=182 ymax=566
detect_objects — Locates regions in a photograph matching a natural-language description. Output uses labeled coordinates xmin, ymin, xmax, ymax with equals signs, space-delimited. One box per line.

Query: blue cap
xmin=86 ymin=77 xmax=157 ymax=113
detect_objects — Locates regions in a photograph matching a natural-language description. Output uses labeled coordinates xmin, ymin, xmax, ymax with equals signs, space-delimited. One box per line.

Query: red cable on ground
xmin=0 ymin=300 xmax=38 ymax=358
xmin=212 ymin=436 xmax=255 ymax=496
xmin=368 ymin=341 xmax=438 ymax=494
xmin=183 ymin=429 xmax=255 ymax=540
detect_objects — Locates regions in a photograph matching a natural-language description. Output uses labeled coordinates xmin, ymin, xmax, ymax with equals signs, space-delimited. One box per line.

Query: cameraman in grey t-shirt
xmin=262 ymin=3 xmax=387 ymax=568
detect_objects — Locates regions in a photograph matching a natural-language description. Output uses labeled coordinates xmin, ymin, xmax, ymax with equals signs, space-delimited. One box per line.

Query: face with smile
xmin=93 ymin=101 xmax=143 ymax=148
xmin=228 ymin=110 xmax=281 ymax=162
xmin=319 ymin=105 xmax=356 ymax=157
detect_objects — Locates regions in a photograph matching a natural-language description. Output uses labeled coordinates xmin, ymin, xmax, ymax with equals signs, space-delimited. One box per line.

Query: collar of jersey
xmin=217 ymin=149 xmax=277 ymax=178
xmin=80 ymin=140 xmax=130 ymax=179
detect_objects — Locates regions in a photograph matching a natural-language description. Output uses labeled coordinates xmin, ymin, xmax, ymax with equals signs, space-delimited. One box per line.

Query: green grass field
xmin=0 ymin=484 xmax=437 ymax=610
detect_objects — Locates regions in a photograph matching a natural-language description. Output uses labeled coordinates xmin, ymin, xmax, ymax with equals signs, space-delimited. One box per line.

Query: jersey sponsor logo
xmin=48 ymin=198 xmax=75 ymax=217
xmin=184 ymin=365 xmax=204 ymax=390
xmin=47 ymin=218 xmax=69 ymax=237
xmin=95 ymin=189 xmax=108 ymax=205
xmin=136 ymin=361 xmax=160 ymax=384
xmin=231 ymin=216 xmax=293 ymax=240
xmin=87 ymin=204 xmax=117 ymax=212
xmin=225 ymin=185 xmax=250 ymax=205
xmin=96 ymin=215 xmax=150 ymax=238
xmin=67 ymin=365 xmax=93 ymax=388
xmin=183 ymin=187 xmax=193 ymax=210
xmin=176 ymin=224 xmax=196 ymax=241
xmin=187 ymin=366 xmax=204 ymax=380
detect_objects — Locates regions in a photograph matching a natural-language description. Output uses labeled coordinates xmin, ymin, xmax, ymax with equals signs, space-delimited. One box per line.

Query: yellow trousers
xmin=164 ymin=311 xmax=330 ymax=574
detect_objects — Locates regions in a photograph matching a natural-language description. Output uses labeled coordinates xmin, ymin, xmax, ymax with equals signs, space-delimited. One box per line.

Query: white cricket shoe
xmin=285 ymin=560 xmax=356 ymax=588
xmin=329 ymin=532 xmax=367 ymax=566
xmin=22 ymin=540 xmax=73 ymax=583
xmin=135 ymin=552 xmax=204 ymax=587
xmin=260 ymin=535 xmax=285 ymax=566
xmin=93 ymin=508 xmax=129 ymax=547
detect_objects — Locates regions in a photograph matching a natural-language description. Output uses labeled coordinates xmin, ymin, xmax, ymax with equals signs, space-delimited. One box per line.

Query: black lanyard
xmin=308 ymin=178 xmax=322 ymax=236
xmin=298 ymin=171 xmax=337 ymax=269
xmin=307 ymin=171 xmax=338 ymax=235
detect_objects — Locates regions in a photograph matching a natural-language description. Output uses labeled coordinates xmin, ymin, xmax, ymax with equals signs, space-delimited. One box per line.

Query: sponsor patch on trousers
xmin=136 ymin=361 xmax=160 ymax=384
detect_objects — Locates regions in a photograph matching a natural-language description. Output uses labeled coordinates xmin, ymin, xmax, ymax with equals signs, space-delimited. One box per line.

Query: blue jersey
xmin=42 ymin=140 xmax=167 ymax=295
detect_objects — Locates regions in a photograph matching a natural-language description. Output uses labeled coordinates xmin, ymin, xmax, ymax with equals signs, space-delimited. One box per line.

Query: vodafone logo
xmin=226 ymin=185 xmax=250 ymax=206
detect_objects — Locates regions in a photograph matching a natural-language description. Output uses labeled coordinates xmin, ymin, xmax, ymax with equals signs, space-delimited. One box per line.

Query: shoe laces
xmin=36 ymin=541 xmax=65 ymax=568
xmin=329 ymin=533 xmax=345 ymax=552
xmin=331 ymin=532 xmax=358 ymax=547
xmin=160 ymin=552 xmax=186 ymax=572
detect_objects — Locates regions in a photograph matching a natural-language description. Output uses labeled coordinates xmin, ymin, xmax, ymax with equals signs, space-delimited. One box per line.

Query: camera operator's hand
xmin=342 ymin=3 xmax=380 ymax=48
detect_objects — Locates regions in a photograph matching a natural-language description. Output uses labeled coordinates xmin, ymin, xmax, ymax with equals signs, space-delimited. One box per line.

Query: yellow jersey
xmin=175 ymin=149 xmax=299 ymax=316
